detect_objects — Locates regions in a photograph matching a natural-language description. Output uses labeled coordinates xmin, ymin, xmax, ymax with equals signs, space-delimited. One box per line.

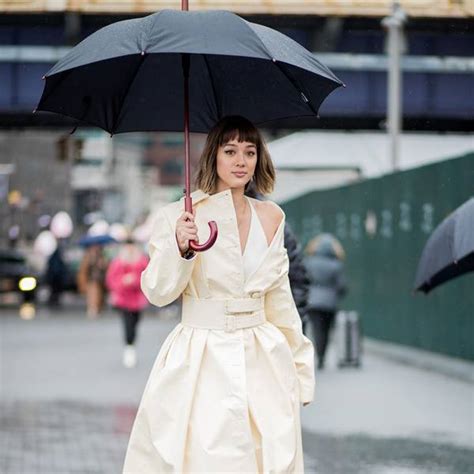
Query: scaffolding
xmin=0 ymin=0 xmax=472 ymax=17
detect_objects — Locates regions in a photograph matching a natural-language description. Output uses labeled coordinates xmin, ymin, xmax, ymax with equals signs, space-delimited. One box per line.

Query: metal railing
xmin=1 ymin=46 xmax=473 ymax=74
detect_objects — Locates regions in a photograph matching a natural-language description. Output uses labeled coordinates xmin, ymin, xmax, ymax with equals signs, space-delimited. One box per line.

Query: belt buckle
xmin=224 ymin=315 xmax=236 ymax=333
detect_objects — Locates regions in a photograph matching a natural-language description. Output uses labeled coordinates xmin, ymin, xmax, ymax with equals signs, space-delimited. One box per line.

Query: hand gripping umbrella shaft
xmin=181 ymin=21 xmax=218 ymax=252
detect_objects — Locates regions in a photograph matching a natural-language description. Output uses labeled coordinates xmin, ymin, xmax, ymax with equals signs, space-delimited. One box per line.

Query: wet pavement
xmin=0 ymin=400 xmax=132 ymax=474
xmin=1 ymin=302 xmax=473 ymax=473
xmin=303 ymin=430 xmax=473 ymax=474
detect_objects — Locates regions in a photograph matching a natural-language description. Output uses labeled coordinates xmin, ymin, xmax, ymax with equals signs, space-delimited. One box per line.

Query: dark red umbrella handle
xmin=184 ymin=196 xmax=218 ymax=252
xmin=189 ymin=221 xmax=218 ymax=251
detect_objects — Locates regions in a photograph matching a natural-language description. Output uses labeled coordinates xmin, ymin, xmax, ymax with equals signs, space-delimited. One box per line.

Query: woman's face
xmin=215 ymin=137 xmax=257 ymax=192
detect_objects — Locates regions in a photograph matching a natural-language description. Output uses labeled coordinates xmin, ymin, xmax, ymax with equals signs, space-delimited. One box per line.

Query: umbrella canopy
xmin=77 ymin=234 xmax=117 ymax=247
xmin=36 ymin=7 xmax=344 ymax=253
xmin=36 ymin=9 xmax=343 ymax=134
xmin=414 ymin=198 xmax=474 ymax=293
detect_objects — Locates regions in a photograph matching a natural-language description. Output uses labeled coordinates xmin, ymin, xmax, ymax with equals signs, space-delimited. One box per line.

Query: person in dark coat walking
xmin=305 ymin=233 xmax=347 ymax=369
xmin=45 ymin=242 xmax=69 ymax=307
xmin=284 ymin=224 xmax=310 ymax=327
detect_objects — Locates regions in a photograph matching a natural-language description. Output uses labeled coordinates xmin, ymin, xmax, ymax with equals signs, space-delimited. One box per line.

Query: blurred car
xmin=0 ymin=248 xmax=39 ymax=303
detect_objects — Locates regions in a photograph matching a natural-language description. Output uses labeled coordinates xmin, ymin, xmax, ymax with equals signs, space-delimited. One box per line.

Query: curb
xmin=364 ymin=337 xmax=474 ymax=384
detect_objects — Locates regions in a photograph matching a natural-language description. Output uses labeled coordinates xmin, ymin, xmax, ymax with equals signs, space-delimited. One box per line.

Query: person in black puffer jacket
xmin=245 ymin=186 xmax=310 ymax=324
xmin=305 ymin=233 xmax=347 ymax=370
xmin=284 ymin=223 xmax=310 ymax=327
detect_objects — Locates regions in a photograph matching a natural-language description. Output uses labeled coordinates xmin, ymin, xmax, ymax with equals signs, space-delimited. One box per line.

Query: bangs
xmin=218 ymin=124 xmax=259 ymax=147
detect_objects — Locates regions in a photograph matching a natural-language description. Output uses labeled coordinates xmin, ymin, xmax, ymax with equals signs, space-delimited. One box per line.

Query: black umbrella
xmin=414 ymin=198 xmax=474 ymax=293
xmin=35 ymin=2 xmax=344 ymax=252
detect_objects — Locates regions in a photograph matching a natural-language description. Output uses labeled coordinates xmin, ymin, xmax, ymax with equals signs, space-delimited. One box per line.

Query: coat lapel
xmin=176 ymin=189 xmax=287 ymax=295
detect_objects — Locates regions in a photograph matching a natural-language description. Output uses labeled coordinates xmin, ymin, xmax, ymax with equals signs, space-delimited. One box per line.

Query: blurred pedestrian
xmin=305 ymin=233 xmax=347 ymax=370
xmin=105 ymin=236 xmax=149 ymax=368
xmin=77 ymin=244 xmax=109 ymax=319
xmin=45 ymin=242 xmax=68 ymax=307
xmin=8 ymin=225 xmax=20 ymax=249
xmin=285 ymin=224 xmax=311 ymax=332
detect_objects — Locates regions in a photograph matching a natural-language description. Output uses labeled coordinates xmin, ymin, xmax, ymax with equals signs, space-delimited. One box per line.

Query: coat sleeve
xmin=265 ymin=248 xmax=316 ymax=404
xmin=140 ymin=206 xmax=197 ymax=307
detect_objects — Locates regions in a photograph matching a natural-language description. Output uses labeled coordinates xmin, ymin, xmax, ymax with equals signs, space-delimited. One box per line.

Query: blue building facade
xmin=0 ymin=14 xmax=472 ymax=130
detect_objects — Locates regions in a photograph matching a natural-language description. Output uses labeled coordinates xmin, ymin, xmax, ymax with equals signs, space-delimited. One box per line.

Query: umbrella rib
xmin=110 ymin=53 xmax=148 ymax=135
xmin=202 ymin=55 xmax=221 ymax=118
xmin=242 ymin=20 xmax=320 ymax=116
xmin=39 ymin=69 xmax=73 ymax=107
xmin=273 ymin=62 xmax=320 ymax=116
xmin=241 ymin=20 xmax=274 ymax=60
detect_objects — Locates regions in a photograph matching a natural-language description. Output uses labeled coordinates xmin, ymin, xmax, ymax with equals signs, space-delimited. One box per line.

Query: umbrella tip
xmin=272 ymin=58 xmax=277 ymax=63
xmin=110 ymin=133 xmax=114 ymax=138
xmin=342 ymin=83 xmax=347 ymax=88
xmin=42 ymin=75 xmax=46 ymax=80
xmin=141 ymin=51 xmax=146 ymax=56
xmin=32 ymin=108 xmax=37 ymax=114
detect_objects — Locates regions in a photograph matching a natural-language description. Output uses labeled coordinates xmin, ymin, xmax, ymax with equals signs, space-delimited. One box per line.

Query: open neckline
xmin=244 ymin=204 xmax=286 ymax=284
xmin=240 ymin=196 xmax=253 ymax=256
xmin=240 ymin=196 xmax=272 ymax=256
xmin=224 ymin=191 xmax=286 ymax=283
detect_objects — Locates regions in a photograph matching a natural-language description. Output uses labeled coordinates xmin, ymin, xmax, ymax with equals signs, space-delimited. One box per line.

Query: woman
xmin=305 ymin=233 xmax=347 ymax=370
xmin=105 ymin=236 xmax=149 ymax=368
xmin=123 ymin=116 xmax=315 ymax=473
xmin=77 ymin=244 xmax=109 ymax=319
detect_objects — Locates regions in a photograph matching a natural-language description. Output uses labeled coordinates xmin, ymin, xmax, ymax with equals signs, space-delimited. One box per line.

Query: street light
xmin=382 ymin=1 xmax=407 ymax=172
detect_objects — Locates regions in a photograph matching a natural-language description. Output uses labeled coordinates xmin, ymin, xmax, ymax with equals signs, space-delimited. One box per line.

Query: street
xmin=1 ymin=303 xmax=473 ymax=474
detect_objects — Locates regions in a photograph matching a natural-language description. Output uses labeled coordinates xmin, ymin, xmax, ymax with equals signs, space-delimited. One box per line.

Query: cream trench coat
xmin=123 ymin=188 xmax=315 ymax=474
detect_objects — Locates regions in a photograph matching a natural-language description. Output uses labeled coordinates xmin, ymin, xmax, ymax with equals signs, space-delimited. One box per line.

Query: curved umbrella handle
xmin=189 ymin=221 xmax=218 ymax=252
xmin=184 ymin=196 xmax=218 ymax=252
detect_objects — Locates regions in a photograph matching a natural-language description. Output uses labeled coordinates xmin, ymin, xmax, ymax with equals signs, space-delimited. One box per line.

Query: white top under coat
xmin=242 ymin=196 xmax=268 ymax=282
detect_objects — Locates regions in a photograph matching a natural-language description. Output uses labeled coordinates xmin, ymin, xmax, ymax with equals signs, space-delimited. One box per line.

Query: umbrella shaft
xmin=182 ymin=0 xmax=190 ymax=212
xmin=182 ymin=53 xmax=192 ymax=212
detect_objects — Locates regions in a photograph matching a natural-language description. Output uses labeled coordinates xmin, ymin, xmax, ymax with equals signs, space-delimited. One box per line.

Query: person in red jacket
xmin=106 ymin=236 xmax=149 ymax=368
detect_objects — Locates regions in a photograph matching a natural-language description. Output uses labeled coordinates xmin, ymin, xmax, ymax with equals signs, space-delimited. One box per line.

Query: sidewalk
xmin=300 ymin=334 xmax=473 ymax=474
xmin=1 ymin=305 xmax=473 ymax=473
xmin=301 ymin=341 xmax=473 ymax=449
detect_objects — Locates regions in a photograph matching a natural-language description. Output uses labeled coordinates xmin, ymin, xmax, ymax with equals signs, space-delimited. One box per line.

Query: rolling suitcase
xmin=336 ymin=311 xmax=361 ymax=368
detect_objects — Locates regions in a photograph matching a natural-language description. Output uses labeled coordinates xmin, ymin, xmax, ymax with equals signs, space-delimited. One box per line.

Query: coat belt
xmin=181 ymin=294 xmax=266 ymax=332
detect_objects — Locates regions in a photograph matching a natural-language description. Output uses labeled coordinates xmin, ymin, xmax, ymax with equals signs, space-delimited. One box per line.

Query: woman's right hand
xmin=175 ymin=210 xmax=199 ymax=255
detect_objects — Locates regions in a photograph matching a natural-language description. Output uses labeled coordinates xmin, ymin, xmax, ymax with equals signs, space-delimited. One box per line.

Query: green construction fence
xmin=282 ymin=153 xmax=474 ymax=361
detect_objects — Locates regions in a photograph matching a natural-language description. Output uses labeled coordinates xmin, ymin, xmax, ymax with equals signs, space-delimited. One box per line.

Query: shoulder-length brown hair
xmin=195 ymin=116 xmax=275 ymax=195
